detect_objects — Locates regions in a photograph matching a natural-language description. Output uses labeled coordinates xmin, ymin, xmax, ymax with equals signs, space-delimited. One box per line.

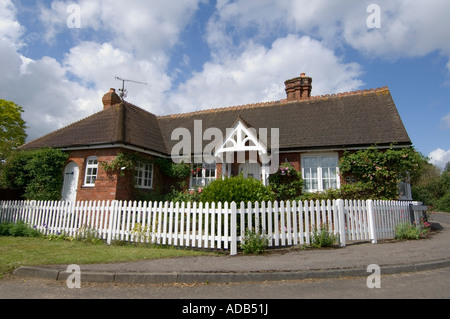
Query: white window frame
xmin=84 ymin=156 xmax=98 ymax=187
xmin=135 ymin=162 xmax=154 ymax=190
xmin=190 ymin=162 xmax=217 ymax=188
xmin=301 ymin=153 xmax=340 ymax=193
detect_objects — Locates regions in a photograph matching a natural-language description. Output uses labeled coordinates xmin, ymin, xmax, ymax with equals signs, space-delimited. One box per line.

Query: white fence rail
xmin=0 ymin=199 xmax=426 ymax=255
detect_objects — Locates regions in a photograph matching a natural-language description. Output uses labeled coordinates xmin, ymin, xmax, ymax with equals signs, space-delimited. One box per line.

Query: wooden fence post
xmin=367 ymin=200 xmax=378 ymax=244
xmin=106 ymin=201 xmax=117 ymax=246
xmin=230 ymin=202 xmax=237 ymax=256
xmin=337 ymin=199 xmax=346 ymax=247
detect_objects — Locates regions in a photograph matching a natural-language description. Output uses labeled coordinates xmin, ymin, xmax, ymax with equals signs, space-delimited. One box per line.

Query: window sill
xmin=82 ymin=185 xmax=96 ymax=188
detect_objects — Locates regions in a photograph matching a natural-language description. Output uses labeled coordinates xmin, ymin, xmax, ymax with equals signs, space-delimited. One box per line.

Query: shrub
xmin=296 ymin=183 xmax=374 ymax=202
xmin=241 ymin=230 xmax=270 ymax=254
xmin=395 ymin=221 xmax=431 ymax=240
xmin=0 ymin=221 xmax=41 ymax=238
xmin=436 ymin=191 xmax=450 ymax=213
xmin=339 ymin=147 xmax=424 ymax=200
xmin=0 ymin=222 xmax=13 ymax=236
xmin=269 ymin=163 xmax=303 ymax=201
xmin=310 ymin=224 xmax=339 ymax=248
xmin=200 ymin=175 xmax=274 ymax=204
xmin=1 ymin=148 xmax=69 ymax=200
xmin=166 ymin=187 xmax=202 ymax=203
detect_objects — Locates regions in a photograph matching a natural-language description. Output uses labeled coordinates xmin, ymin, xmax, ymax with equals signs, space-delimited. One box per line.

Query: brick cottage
xmin=20 ymin=73 xmax=413 ymax=202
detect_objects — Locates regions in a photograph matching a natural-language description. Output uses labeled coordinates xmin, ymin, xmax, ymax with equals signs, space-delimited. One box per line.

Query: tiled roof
xmin=20 ymin=102 xmax=168 ymax=154
xmin=158 ymin=87 xmax=411 ymax=152
xmin=21 ymin=87 xmax=411 ymax=154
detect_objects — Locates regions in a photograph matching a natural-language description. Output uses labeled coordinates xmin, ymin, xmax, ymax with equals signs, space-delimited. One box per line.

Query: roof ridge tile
xmin=157 ymin=87 xmax=390 ymax=119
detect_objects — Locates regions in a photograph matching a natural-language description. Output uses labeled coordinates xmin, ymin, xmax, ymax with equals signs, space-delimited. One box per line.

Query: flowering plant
xmin=278 ymin=162 xmax=296 ymax=176
xmin=191 ymin=166 xmax=202 ymax=176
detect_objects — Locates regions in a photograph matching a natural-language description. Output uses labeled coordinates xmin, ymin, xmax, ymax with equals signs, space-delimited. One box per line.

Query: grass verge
xmin=0 ymin=236 xmax=214 ymax=279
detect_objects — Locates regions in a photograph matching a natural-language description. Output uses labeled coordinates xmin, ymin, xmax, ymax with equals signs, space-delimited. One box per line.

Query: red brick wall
xmin=66 ymin=148 xmax=172 ymax=202
xmin=68 ymin=148 xmax=122 ymax=202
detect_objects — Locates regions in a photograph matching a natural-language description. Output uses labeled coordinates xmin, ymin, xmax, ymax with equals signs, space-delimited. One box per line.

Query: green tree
xmin=0 ymin=99 xmax=27 ymax=162
xmin=1 ymin=148 xmax=68 ymax=200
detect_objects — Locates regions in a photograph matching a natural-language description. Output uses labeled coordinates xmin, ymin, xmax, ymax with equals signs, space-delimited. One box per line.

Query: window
xmin=84 ymin=157 xmax=98 ymax=186
xmin=135 ymin=162 xmax=154 ymax=189
xmin=302 ymin=154 xmax=340 ymax=192
xmin=191 ymin=162 xmax=217 ymax=188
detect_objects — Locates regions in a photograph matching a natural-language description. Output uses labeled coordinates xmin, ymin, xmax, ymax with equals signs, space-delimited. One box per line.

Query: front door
xmin=62 ymin=162 xmax=79 ymax=202
xmin=239 ymin=162 xmax=261 ymax=181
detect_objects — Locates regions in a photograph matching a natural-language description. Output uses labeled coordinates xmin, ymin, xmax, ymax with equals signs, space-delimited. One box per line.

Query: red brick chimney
xmin=102 ymin=88 xmax=121 ymax=110
xmin=285 ymin=73 xmax=313 ymax=101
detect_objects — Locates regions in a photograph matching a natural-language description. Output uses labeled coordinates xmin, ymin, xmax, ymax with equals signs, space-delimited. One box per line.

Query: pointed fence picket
xmin=0 ymin=199 xmax=426 ymax=255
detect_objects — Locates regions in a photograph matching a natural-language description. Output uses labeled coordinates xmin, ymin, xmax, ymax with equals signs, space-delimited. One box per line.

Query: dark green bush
xmin=296 ymin=183 xmax=374 ymax=202
xmin=436 ymin=191 xmax=450 ymax=213
xmin=269 ymin=163 xmax=303 ymax=201
xmin=200 ymin=175 xmax=274 ymax=204
xmin=1 ymin=148 xmax=69 ymax=200
xmin=0 ymin=221 xmax=41 ymax=238
xmin=0 ymin=222 xmax=13 ymax=236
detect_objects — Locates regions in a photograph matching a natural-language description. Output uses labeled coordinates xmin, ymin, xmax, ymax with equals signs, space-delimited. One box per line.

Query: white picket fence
xmin=0 ymin=199 xmax=426 ymax=255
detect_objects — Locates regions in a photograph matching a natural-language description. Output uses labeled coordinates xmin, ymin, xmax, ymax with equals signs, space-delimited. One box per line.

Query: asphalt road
xmin=1 ymin=266 xmax=449 ymax=300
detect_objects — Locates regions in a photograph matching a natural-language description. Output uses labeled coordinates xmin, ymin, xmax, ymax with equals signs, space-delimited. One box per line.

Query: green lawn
xmin=0 ymin=236 xmax=215 ymax=279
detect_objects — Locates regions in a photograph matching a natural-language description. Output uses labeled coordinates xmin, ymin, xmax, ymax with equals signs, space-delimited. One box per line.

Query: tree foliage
xmin=0 ymin=99 xmax=27 ymax=161
xmin=1 ymin=148 xmax=68 ymax=200
xmin=412 ymin=161 xmax=450 ymax=212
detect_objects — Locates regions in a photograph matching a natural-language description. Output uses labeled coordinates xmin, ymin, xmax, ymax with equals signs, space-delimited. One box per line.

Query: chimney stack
xmin=285 ymin=73 xmax=313 ymax=101
xmin=102 ymin=88 xmax=121 ymax=110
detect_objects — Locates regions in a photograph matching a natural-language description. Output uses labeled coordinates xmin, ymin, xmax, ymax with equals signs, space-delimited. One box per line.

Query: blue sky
xmin=1 ymin=0 xmax=450 ymax=169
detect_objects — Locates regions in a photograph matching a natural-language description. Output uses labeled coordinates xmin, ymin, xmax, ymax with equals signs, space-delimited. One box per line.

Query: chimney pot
xmin=102 ymin=88 xmax=122 ymax=110
xmin=285 ymin=73 xmax=312 ymax=101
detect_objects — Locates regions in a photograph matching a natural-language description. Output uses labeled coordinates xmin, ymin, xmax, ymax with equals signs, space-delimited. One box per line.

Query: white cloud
xmin=63 ymin=41 xmax=172 ymax=114
xmin=39 ymin=0 xmax=203 ymax=58
xmin=0 ymin=0 xmax=24 ymax=45
xmin=429 ymin=149 xmax=450 ymax=171
xmin=343 ymin=1 xmax=450 ymax=59
xmin=207 ymin=0 xmax=450 ymax=63
xmin=169 ymin=35 xmax=363 ymax=114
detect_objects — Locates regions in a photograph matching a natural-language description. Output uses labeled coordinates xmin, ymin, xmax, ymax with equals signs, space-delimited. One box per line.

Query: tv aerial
xmin=115 ymin=76 xmax=147 ymax=101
